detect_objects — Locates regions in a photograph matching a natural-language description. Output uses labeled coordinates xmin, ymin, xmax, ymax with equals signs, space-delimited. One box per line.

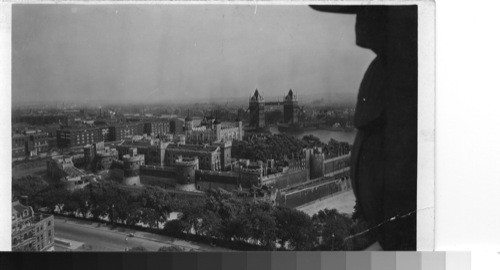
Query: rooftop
xmin=12 ymin=134 xmax=29 ymax=139
xmin=250 ymin=89 xmax=264 ymax=102
xmin=63 ymin=166 xmax=86 ymax=178
xmin=167 ymin=143 xmax=219 ymax=152
xmin=60 ymin=126 xmax=100 ymax=131
xmin=12 ymin=201 xmax=31 ymax=216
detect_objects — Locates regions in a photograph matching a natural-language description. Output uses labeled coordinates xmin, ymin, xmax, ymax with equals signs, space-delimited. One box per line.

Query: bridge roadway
xmin=264 ymin=101 xmax=284 ymax=106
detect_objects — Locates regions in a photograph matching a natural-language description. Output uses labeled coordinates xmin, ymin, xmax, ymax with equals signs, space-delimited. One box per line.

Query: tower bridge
xmin=248 ymin=89 xmax=299 ymax=128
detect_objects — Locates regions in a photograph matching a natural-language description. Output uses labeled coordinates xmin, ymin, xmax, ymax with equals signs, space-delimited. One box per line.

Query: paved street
xmin=296 ymin=190 xmax=356 ymax=216
xmin=54 ymin=216 xmax=230 ymax=252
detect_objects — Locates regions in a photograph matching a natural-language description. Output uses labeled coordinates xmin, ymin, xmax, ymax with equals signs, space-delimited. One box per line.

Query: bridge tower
xmin=283 ymin=89 xmax=299 ymax=124
xmin=249 ymin=89 xmax=266 ymax=128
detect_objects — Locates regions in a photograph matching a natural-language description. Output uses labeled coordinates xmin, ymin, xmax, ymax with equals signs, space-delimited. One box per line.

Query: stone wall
xmin=195 ymin=170 xmax=240 ymax=191
xmin=276 ymin=178 xmax=352 ymax=208
xmin=140 ymin=174 xmax=178 ymax=189
xmin=261 ymin=168 xmax=309 ymax=189
xmin=139 ymin=165 xmax=180 ymax=188
xmin=324 ymin=154 xmax=350 ymax=176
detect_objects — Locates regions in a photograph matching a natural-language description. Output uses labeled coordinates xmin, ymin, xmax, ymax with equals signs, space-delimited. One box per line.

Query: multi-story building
xmin=116 ymin=136 xmax=168 ymax=166
xmin=84 ymin=142 xmax=119 ymax=171
xmin=109 ymin=123 xmax=143 ymax=141
xmin=38 ymin=124 xmax=60 ymax=138
xmin=16 ymin=114 xmax=73 ymax=126
xmin=12 ymin=130 xmax=50 ymax=158
xmin=12 ymin=134 xmax=29 ymax=158
xmin=169 ymin=118 xmax=185 ymax=134
xmin=165 ymin=143 xmax=221 ymax=171
xmin=215 ymin=141 xmax=232 ymax=171
xmin=26 ymin=130 xmax=49 ymax=156
xmin=143 ymin=120 xmax=169 ymax=136
xmin=11 ymin=201 xmax=55 ymax=252
xmin=184 ymin=115 xmax=243 ymax=145
xmin=56 ymin=127 xmax=103 ymax=148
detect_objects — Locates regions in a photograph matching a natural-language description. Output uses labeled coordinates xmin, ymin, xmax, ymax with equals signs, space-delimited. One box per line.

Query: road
xmin=54 ymin=216 xmax=230 ymax=252
xmin=296 ymin=190 xmax=356 ymax=216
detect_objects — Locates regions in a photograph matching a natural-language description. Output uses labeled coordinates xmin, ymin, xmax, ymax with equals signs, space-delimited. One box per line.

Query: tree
xmin=246 ymin=202 xmax=277 ymax=249
xmin=35 ymin=187 xmax=72 ymax=213
xmin=139 ymin=207 xmax=160 ymax=229
xmin=204 ymin=189 xmax=239 ymax=222
xmin=111 ymin=187 xmax=134 ymax=224
xmin=198 ymin=210 xmax=222 ymax=238
xmin=273 ymin=206 xmax=317 ymax=250
xmin=312 ymin=209 xmax=352 ymax=250
xmin=140 ymin=186 xmax=173 ymax=225
xmin=62 ymin=197 xmax=79 ymax=217
xmin=232 ymin=134 xmax=308 ymax=162
xmin=88 ymin=183 xmax=111 ymax=221
xmin=178 ymin=200 xmax=204 ymax=235
xmin=164 ymin=219 xmax=184 ymax=236
xmin=221 ymin=214 xmax=252 ymax=242
xmin=12 ymin=175 xmax=49 ymax=201
xmin=73 ymin=188 xmax=91 ymax=218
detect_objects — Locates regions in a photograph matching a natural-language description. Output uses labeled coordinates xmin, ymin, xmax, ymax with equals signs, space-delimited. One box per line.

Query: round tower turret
xmin=174 ymin=156 xmax=199 ymax=191
xmin=122 ymin=154 xmax=144 ymax=186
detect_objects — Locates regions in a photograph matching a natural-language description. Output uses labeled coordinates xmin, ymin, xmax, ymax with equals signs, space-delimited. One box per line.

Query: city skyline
xmin=8 ymin=3 xmax=423 ymax=253
xmin=12 ymin=4 xmax=375 ymax=105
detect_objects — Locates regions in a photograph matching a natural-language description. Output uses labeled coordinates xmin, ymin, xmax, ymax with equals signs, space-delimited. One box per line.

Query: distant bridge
xmin=264 ymin=101 xmax=284 ymax=106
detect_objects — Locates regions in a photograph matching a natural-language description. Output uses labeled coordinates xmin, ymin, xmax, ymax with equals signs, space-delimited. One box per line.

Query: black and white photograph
xmin=6 ymin=2 xmax=426 ymax=253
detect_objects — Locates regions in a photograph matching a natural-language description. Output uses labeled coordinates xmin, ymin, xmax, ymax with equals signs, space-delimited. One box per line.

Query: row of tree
xmin=13 ymin=179 xmax=374 ymax=250
xmin=232 ymin=134 xmax=351 ymax=162
xmin=302 ymin=135 xmax=351 ymax=158
xmin=232 ymin=134 xmax=309 ymax=162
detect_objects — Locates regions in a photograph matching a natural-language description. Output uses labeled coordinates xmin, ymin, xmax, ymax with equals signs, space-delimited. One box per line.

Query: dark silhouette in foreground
xmin=311 ymin=5 xmax=418 ymax=250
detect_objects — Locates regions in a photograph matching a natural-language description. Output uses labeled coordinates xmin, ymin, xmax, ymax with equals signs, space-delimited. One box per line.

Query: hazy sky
xmin=12 ymin=4 xmax=375 ymax=105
